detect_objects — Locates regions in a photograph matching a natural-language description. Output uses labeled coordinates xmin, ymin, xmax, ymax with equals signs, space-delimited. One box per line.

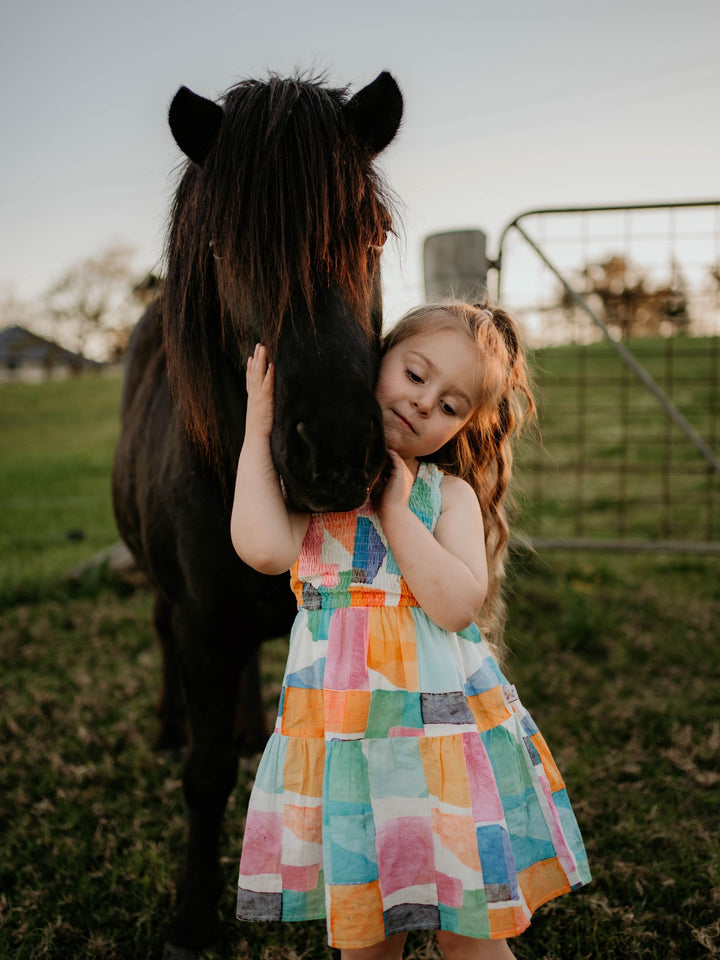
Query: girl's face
xmin=376 ymin=325 xmax=483 ymax=462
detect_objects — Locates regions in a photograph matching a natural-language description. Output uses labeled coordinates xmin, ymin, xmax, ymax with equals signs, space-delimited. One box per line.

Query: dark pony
xmin=112 ymin=71 xmax=402 ymax=957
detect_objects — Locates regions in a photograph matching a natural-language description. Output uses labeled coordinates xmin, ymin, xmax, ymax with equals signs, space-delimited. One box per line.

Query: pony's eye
xmin=368 ymin=229 xmax=388 ymax=253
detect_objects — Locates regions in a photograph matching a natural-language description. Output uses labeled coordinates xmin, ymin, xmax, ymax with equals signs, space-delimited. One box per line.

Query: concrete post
xmin=423 ymin=230 xmax=489 ymax=303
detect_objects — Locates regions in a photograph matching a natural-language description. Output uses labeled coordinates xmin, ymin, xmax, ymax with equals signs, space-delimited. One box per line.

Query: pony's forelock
xmin=161 ymin=73 xmax=395 ymax=467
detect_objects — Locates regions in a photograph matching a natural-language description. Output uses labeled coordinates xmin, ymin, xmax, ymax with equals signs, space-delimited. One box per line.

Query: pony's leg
xmin=164 ymin=610 xmax=244 ymax=954
xmin=234 ymin=647 xmax=268 ymax=753
xmin=153 ymin=591 xmax=187 ymax=751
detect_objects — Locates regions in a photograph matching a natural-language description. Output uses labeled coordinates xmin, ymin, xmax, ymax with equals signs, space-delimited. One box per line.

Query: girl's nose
xmin=412 ymin=394 xmax=431 ymax=416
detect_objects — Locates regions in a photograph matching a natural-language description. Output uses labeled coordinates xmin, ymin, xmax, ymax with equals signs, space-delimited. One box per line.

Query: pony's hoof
xmin=162 ymin=943 xmax=200 ymax=960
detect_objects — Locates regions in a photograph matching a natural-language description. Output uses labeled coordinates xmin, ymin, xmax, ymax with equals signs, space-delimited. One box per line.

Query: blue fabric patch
xmin=324 ymin=807 xmax=378 ymax=884
xmin=353 ymin=517 xmax=387 ymax=584
xmin=457 ymin=622 xmax=484 ymax=644
xmin=504 ymin=787 xmax=556 ymax=873
xmin=285 ymin=658 xmax=326 ymax=689
xmin=475 ymin=824 xmax=518 ymax=896
xmin=521 ymin=713 xmax=539 ymax=737
xmin=523 ymin=736 xmax=542 ymax=765
xmin=464 ymin=660 xmax=505 ymax=696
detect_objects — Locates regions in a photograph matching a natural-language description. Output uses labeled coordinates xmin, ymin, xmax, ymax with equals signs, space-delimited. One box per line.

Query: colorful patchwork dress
xmin=236 ymin=462 xmax=590 ymax=949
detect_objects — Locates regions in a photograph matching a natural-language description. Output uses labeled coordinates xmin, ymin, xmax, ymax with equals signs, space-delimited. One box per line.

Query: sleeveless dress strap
xmin=409 ymin=462 xmax=443 ymax=533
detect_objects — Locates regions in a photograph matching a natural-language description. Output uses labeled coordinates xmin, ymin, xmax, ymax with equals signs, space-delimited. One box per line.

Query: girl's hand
xmin=378 ymin=450 xmax=415 ymax=516
xmin=245 ymin=344 xmax=275 ymax=438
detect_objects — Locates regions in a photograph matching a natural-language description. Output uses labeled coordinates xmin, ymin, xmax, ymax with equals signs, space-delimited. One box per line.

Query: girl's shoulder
xmin=438 ymin=472 xmax=482 ymax=517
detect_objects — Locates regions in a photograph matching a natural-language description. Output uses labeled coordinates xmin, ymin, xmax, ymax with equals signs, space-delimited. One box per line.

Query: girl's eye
xmin=441 ymin=401 xmax=457 ymax=416
xmin=406 ymin=369 xmax=422 ymax=383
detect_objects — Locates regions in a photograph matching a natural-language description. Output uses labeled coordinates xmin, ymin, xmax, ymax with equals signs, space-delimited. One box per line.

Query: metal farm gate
xmin=425 ymin=201 xmax=720 ymax=552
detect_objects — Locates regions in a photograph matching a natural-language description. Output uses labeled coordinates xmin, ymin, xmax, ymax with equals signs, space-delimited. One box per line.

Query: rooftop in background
xmin=0 ymin=326 xmax=102 ymax=383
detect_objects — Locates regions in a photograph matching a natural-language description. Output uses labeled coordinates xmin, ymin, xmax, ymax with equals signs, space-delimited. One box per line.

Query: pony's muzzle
xmin=291 ymin=415 xmax=384 ymax=507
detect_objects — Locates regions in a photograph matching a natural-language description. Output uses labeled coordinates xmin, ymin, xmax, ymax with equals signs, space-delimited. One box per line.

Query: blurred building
xmin=0 ymin=325 xmax=102 ymax=382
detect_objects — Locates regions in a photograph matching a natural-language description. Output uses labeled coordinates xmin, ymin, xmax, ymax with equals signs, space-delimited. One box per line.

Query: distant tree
xmin=0 ymin=284 xmax=40 ymax=332
xmin=561 ymin=254 xmax=690 ymax=338
xmin=105 ymin=272 xmax=164 ymax=363
xmin=43 ymin=244 xmax=155 ymax=361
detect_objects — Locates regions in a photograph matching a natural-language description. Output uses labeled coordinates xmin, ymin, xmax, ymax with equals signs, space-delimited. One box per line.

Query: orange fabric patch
xmin=488 ymin=902 xmax=532 ymax=938
xmin=323 ymin=689 xmax=371 ymax=735
xmin=367 ymin=609 xmax=419 ymax=691
xmin=466 ymin=687 xmax=512 ymax=731
xmin=322 ymin=513 xmax=357 ymax=554
xmin=280 ymin=687 xmax=324 ymax=738
xmin=518 ymin=857 xmax=571 ymax=911
xmin=399 ymin=577 xmax=417 ymax=605
xmin=348 ymin=588 xmax=387 ymax=607
xmin=284 ymin=802 xmax=323 ymax=845
xmin=431 ymin=809 xmax=482 ymax=871
xmin=283 ymin=736 xmax=325 ymax=797
xmin=329 ymin=880 xmax=386 ymax=947
xmin=530 ymin=733 xmax=565 ymax=792
xmin=419 ymin=736 xmax=472 ymax=809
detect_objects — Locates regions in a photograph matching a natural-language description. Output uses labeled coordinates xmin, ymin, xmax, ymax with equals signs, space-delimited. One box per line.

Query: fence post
xmin=423 ymin=230 xmax=490 ymax=302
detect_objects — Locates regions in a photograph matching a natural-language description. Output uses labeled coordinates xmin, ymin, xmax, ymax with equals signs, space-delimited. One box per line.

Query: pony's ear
xmin=343 ymin=71 xmax=403 ymax=155
xmin=169 ymin=86 xmax=224 ymax=165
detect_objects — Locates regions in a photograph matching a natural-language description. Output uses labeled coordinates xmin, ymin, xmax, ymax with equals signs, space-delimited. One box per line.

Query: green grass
xmin=1 ymin=353 xmax=720 ymax=959
xmin=517 ymin=336 xmax=720 ymax=541
xmin=0 ymin=371 xmax=123 ymax=602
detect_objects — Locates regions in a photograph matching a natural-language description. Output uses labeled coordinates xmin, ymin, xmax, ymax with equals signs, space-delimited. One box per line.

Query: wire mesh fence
xmin=492 ymin=201 xmax=720 ymax=551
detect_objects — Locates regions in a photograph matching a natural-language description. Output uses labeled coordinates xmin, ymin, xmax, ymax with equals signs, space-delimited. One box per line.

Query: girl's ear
xmin=343 ymin=71 xmax=403 ymax=156
xmin=169 ymin=86 xmax=224 ymax=165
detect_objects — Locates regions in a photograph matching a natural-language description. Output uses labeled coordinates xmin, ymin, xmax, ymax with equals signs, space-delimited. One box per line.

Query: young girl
xmin=232 ymin=302 xmax=590 ymax=960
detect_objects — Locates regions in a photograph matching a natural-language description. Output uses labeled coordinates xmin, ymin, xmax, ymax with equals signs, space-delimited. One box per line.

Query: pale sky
xmin=1 ymin=0 xmax=718 ymax=328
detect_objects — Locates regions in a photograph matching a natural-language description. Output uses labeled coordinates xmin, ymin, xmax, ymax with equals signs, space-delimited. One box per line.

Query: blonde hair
xmin=381 ymin=300 xmax=535 ymax=655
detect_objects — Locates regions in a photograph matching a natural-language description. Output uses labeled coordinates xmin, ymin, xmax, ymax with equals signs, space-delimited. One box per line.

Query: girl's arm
xmin=231 ymin=345 xmax=309 ymax=574
xmin=377 ymin=452 xmax=488 ymax=632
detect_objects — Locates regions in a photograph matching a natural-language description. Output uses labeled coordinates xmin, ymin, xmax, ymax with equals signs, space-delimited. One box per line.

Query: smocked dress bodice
xmin=290 ymin=460 xmax=441 ymax=610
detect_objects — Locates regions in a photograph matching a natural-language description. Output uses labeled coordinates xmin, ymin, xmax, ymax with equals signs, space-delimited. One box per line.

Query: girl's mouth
xmin=392 ymin=410 xmax=415 ymax=433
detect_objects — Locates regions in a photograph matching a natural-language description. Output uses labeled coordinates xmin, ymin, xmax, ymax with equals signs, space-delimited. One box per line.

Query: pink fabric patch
xmin=282 ymin=862 xmax=321 ymax=892
xmin=238 ymin=809 xmax=284 ymax=876
xmin=376 ymin=817 xmax=435 ymax=896
xmin=296 ymin=518 xmax=340 ymax=587
xmin=462 ymin=733 xmax=504 ymax=823
xmin=539 ymin=775 xmax=575 ymax=872
xmin=325 ymin=607 xmax=370 ymax=690
xmin=436 ymin=870 xmax=464 ymax=908
xmin=388 ymin=726 xmax=425 ymax=737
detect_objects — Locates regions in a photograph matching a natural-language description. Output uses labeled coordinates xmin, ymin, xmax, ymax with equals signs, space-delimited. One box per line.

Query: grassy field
xmin=0 ymin=370 xmax=123 ymax=603
xmin=1 ymin=357 xmax=719 ymax=960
